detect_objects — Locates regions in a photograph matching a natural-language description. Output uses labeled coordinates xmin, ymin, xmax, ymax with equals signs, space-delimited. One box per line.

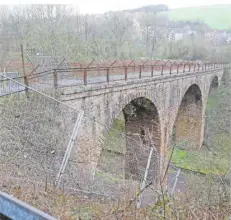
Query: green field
xmin=165 ymin=5 xmax=231 ymax=30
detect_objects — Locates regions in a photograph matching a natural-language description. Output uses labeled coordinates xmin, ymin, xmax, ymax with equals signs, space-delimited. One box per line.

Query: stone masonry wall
xmin=59 ymin=69 xmax=224 ymax=185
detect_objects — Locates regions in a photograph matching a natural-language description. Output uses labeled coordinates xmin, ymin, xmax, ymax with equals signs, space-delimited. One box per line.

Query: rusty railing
xmin=0 ymin=60 xmax=229 ymax=96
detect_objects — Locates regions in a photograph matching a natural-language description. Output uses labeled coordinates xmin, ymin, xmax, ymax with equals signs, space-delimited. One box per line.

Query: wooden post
xmin=53 ymin=69 xmax=58 ymax=89
xmin=21 ymin=44 xmax=29 ymax=96
xmin=83 ymin=68 xmax=87 ymax=85
xmin=177 ymin=64 xmax=179 ymax=74
xmin=170 ymin=65 xmax=172 ymax=74
xmin=151 ymin=66 xmax=154 ymax=77
xmin=106 ymin=68 xmax=109 ymax=83
xmin=189 ymin=64 xmax=191 ymax=72
xmin=193 ymin=64 xmax=196 ymax=72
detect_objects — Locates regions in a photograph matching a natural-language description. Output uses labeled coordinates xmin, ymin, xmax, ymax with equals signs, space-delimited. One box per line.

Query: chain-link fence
xmin=1 ymin=69 xmax=231 ymax=219
xmin=0 ymin=74 xmax=171 ymax=218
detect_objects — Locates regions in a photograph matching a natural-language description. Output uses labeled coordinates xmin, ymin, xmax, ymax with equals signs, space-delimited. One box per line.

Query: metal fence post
xmin=83 ymin=68 xmax=87 ymax=85
xmin=106 ymin=68 xmax=109 ymax=83
xmin=151 ymin=65 xmax=154 ymax=77
xmin=24 ymin=75 xmax=29 ymax=94
xmin=21 ymin=44 xmax=29 ymax=97
xmin=161 ymin=65 xmax=164 ymax=75
xmin=170 ymin=65 xmax=172 ymax=74
xmin=53 ymin=69 xmax=58 ymax=89
xmin=139 ymin=65 xmax=142 ymax=79
xmin=55 ymin=111 xmax=84 ymax=187
xmin=177 ymin=64 xmax=179 ymax=74
xmin=125 ymin=66 xmax=128 ymax=81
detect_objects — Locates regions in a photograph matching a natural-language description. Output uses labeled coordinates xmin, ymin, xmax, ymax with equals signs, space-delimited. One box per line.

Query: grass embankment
xmin=163 ymin=5 xmax=231 ymax=30
xmin=171 ymin=147 xmax=229 ymax=175
xmin=171 ymin=82 xmax=231 ymax=175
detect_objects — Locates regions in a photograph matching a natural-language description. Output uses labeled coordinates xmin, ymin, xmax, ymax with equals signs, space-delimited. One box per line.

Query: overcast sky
xmin=2 ymin=0 xmax=231 ymax=14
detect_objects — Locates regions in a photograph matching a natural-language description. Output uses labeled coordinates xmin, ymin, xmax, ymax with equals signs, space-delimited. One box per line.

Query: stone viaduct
xmin=57 ymin=64 xmax=225 ymax=184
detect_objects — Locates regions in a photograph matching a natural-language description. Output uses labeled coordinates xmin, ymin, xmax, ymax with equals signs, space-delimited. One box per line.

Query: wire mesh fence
xmin=1 ymin=66 xmax=231 ymax=219
xmin=0 ymin=77 xmax=80 ymax=185
xmin=0 ymin=74 xmax=171 ymax=217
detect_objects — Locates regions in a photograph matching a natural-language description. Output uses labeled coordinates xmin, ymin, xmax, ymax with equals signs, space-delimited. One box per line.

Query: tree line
xmin=0 ymin=4 xmax=231 ymax=70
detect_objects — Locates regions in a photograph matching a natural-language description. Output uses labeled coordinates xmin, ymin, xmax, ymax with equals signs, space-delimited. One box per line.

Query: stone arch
xmin=209 ymin=76 xmax=219 ymax=94
xmin=123 ymin=97 xmax=161 ymax=182
xmin=172 ymin=84 xmax=203 ymax=149
xmin=111 ymin=90 xmax=155 ymax=126
xmin=98 ymin=92 xmax=161 ymax=184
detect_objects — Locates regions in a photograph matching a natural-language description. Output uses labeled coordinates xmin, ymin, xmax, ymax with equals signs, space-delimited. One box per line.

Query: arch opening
xmin=172 ymin=84 xmax=203 ymax=149
xmin=98 ymin=97 xmax=161 ymax=184
xmin=123 ymin=97 xmax=161 ymax=181
xmin=209 ymin=76 xmax=219 ymax=94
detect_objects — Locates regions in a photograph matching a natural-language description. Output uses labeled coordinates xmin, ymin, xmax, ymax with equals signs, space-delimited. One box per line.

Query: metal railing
xmin=0 ymin=59 xmax=229 ymax=96
xmin=0 ymin=191 xmax=57 ymax=220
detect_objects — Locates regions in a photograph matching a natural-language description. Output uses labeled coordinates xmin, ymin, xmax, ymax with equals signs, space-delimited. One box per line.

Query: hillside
xmin=165 ymin=5 xmax=231 ymax=30
xmin=124 ymin=4 xmax=168 ymax=13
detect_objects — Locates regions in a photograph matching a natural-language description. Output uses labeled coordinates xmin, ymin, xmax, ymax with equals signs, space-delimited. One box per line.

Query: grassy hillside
xmin=166 ymin=5 xmax=231 ymax=30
